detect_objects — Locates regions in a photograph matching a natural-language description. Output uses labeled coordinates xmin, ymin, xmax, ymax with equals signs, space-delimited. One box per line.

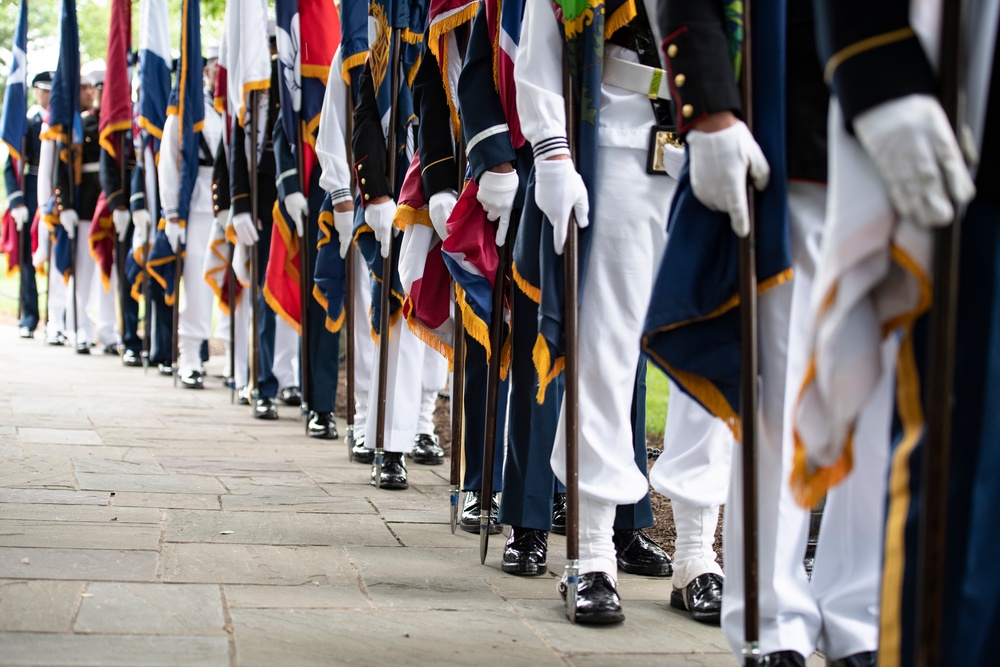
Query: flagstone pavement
xmin=0 ymin=323 xmax=799 ymax=666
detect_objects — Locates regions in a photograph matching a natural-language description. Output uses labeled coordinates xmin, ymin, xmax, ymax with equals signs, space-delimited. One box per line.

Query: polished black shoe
xmin=826 ymin=652 xmax=876 ymax=667
xmin=278 ymin=386 xmax=302 ymax=406
xmin=501 ymin=527 xmax=548 ymax=576
xmin=254 ymin=397 xmax=278 ymax=420
xmin=307 ymin=411 xmax=339 ymax=439
xmin=179 ymin=369 xmax=205 ymax=389
xmin=559 ymin=571 xmax=625 ymax=625
xmin=75 ymin=342 xmax=91 ymax=355
xmin=158 ymin=363 xmax=174 ymax=376
xmin=409 ymin=433 xmax=444 ymax=465
xmin=122 ymin=349 xmax=142 ymax=367
xmin=237 ymin=387 xmax=250 ymax=406
xmin=670 ymin=573 xmax=723 ymax=625
xmin=371 ymin=451 xmax=408 ymax=490
xmin=759 ymin=652 xmax=807 ymax=667
xmin=350 ymin=437 xmax=375 ymax=464
xmin=18 ymin=326 xmax=33 ymax=339
xmin=459 ymin=491 xmax=502 ymax=534
xmin=46 ymin=332 xmax=66 ymax=346
xmin=613 ymin=529 xmax=673 ymax=577
xmin=102 ymin=344 xmax=120 ymax=356
xmin=551 ymin=493 xmax=567 ymax=535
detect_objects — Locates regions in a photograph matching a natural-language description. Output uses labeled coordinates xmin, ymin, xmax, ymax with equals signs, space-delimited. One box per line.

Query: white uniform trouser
xmin=177 ymin=214 xmax=214 ymax=373
xmin=366 ymin=306 xmax=435 ymax=453
xmin=649 ymin=384 xmax=731 ymax=587
xmin=67 ymin=220 xmax=95 ymax=346
xmin=94 ymin=262 xmax=118 ymax=346
xmin=273 ymin=316 xmax=300 ymax=390
xmin=47 ymin=255 xmax=67 ymax=339
xmin=721 ymin=182 xmax=892 ymax=660
xmin=215 ymin=288 xmax=250 ymax=389
xmin=351 ymin=245 xmax=374 ymax=440
xmin=416 ymin=339 xmax=447 ymax=435
xmin=549 ymin=146 xmax=673 ymax=578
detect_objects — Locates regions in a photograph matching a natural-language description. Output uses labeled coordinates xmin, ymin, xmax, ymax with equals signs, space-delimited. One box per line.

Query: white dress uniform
xmin=158 ymin=93 xmax=222 ymax=375
xmin=36 ymin=130 xmax=67 ymax=342
xmin=515 ymin=0 xmax=678 ymax=580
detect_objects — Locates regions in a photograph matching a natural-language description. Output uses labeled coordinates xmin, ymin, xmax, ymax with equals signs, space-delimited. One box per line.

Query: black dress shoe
xmin=278 ymin=386 xmax=302 ymax=406
xmin=237 ymin=387 xmax=250 ymax=405
xmin=179 ymin=369 xmax=205 ymax=389
xmin=102 ymin=344 xmax=120 ymax=355
xmin=254 ymin=397 xmax=278 ymax=420
xmin=759 ymin=652 xmax=806 ymax=667
xmin=46 ymin=332 xmax=66 ymax=346
xmin=371 ymin=451 xmax=408 ymax=490
xmin=409 ymin=433 xmax=444 ymax=465
xmin=502 ymin=527 xmax=548 ymax=576
xmin=670 ymin=573 xmax=723 ymax=625
xmin=559 ymin=571 xmax=625 ymax=625
xmin=307 ymin=411 xmax=339 ymax=439
xmin=459 ymin=491 xmax=502 ymax=534
xmin=551 ymin=493 xmax=567 ymax=535
xmin=18 ymin=326 xmax=33 ymax=339
xmin=75 ymin=342 xmax=91 ymax=355
xmin=122 ymin=349 xmax=142 ymax=367
xmin=350 ymin=437 xmax=375 ymax=464
xmin=826 ymin=652 xmax=876 ymax=667
xmin=158 ymin=363 xmax=174 ymax=376
xmin=613 ymin=529 xmax=673 ymax=577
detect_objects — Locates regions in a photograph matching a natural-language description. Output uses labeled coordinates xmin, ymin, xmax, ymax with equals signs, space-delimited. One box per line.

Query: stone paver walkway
xmin=0 ymin=323 xmax=738 ymax=666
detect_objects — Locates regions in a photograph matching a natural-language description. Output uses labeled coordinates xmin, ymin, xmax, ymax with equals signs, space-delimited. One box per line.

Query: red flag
xmin=99 ymin=0 xmax=132 ymax=158
xmin=263 ymin=201 xmax=303 ymax=333
xmin=1 ymin=208 xmax=17 ymax=276
xmin=88 ymin=193 xmax=115 ymax=291
xmin=299 ymin=0 xmax=342 ymax=193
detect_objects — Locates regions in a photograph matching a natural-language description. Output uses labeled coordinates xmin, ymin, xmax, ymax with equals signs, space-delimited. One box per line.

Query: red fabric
xmin=263 ymin=206 xmax=302 ymax=332
xmin=89 ymin=193 xmax=115 ymax=288
xmin=299 ymin=0 xmax=341 ymax=72
xmin=99 ymin=0 xmax=132 ymax=158
xmin=1 ymin=208 xmax=17 ymax=273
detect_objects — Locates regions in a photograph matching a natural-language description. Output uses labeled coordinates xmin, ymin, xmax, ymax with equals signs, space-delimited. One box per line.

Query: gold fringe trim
xmin=604 ymin=0 xmax=636 ymax=39
xmin=500 ymin=328 xmax=511 ymax=381
xmin=455 ymin=283 xmax=491 ymax=357
xmin=511 ymin=261 xmax=540 ymax=304
xmin=532 ymin=333 xmax=565 ymax=404
xmin=87 ymin=218 xmax=114 ymax=292
xmin=401 ymin=28 xmax=424 ymax=44
xmin=427 ymin=3 xmax=479 ymax=60
xmin=393 ymin=204 xmax=432 ymax=231
xmin=98 ymin=121 xmax=133 ymax=158
xmin=301 ymin=64 xmax=331 ymax=81
xmin=341 ymin=51 xmax=368 ymax=84
xmin=138 ymin=116 xmax=163 ymax=140
xmin=263 ymin=283 xmax=303 ymax=336
xmin=405 ymin=307 xmax=455 ymax=370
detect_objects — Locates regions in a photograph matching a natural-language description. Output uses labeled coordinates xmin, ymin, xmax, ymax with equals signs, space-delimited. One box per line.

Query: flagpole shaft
xmin=228 ymin=240 xmax=237 ymax=403
xmin=917 ymin=1 xmax=964 ymax=664
xmin=374 ymin=28 xmax=404 ymax=465
xmin=451 ymin=79 xmax=469 ymax=532
xmin=345 ymin=90 xmax=357 ymax=452
xmin=16 ymin=138 xmax=26 ymax=323
xmin=117 ymin=132 xmax=128 ymax=355
xmin=295 ymin=121 xmax=311 ymax=425
xmin=738 ymin=2 xmax=760 ymax=663
xmin=248 ymin=90 xmax=262 ymax=403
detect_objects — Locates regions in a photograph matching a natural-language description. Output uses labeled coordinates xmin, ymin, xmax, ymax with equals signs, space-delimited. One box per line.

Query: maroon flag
xmin=98 ymin=0 xmax=132 ymax=157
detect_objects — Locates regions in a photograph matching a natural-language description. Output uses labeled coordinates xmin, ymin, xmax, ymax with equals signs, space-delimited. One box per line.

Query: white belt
xmin=602 ymin=55 xmax=671 ymax=101
xmin=81 ymin=162 xmax=100 ymax=173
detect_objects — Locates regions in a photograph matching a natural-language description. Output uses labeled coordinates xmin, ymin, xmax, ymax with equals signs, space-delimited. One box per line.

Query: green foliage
xmin=646 ymin=362 xmax=670 ymax=436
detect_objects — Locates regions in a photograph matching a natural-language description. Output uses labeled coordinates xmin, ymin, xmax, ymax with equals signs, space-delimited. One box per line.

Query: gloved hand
xmin=59 ymin=208 xmax=79 ymax=240
xmin=364 ymin=198 xmax=397 ymax=258
xmin=232 ymin=211 xmax=259 ymax=246
xmin=477 ymin=170 xmax=519 ymax=246
xmin=112 ymin=208 xmax=131 ymax=241
xmin=686 ymin=120 xmax=770 ymax=237
xmin=534 ymin=158 xmax=589 ymax=255
xmin=214 ymin=208 xmax=230 ymax=233
xmin=853 ymin=94 xmax=976 ymax=227
xmin=32 ymin=232 xmax=49 ymax=270
xmin=428 ymin=190 xmax=458 ymax=242
xmin=11 ymin=205 xmax=28 ymax=231
xmin=333 ymin=209 xmax=355 ymax=259
xmin=233 ymin=242 xmax=251 ymax=286
xmin=132 ymin=210 xmax=151 ymax=250
xmin=662 ymin=142 xmax=686 ymax=180
xmin=284 ymin=191 xmax=308 ymax=237
xmin=164 ymin=219 xmax=185 ymax=253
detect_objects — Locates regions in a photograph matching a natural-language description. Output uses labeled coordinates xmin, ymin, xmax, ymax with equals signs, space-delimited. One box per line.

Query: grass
xmin=646 ymin=361 xmax=670 ymax=436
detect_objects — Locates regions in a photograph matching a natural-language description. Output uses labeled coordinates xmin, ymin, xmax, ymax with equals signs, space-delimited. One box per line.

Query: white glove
xmin=232 ymin=211 xmax=259 ymax=246
xmin=11 ymin=205 xmax=28 ymax=231
xmin=132 ymin=210 xmax=151 ymax=250
xmin=32 ymin=234 xmax=48 ymax=270
xmin=112 ymin=208 xmax=131 ymax=242
xmin=428 ymin=190 xmax=458 ymax=242
xmin=215 ymin=208 xmax=230 ymax=233
xmin=284 ymin=191 xmax=308 ymax=237
xmin=165 ymin=219 xmax=185 ymax=253
xmin=233 ymin=242 xmax=251 ymax=287
xmin=477 ymin=170 xmax=519 ymax=246
xmin=364 ymin=199 xmax=397 ymax=258
xmin=853 ymin=94 xmax=976 ymax=227
xmin=59 ymin=209 xmax=79 ymax=240
xmin=686 ymin=120 xmax=770 ymax=238
xmin=534 ymin=158 xmax=589 ymax=255
xmin=333 ymin=209 xmax=355 ymax=259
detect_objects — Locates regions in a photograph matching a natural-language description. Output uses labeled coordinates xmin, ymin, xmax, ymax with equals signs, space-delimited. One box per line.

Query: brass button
xmin=682 ymin=104 xmax=694 ymax=118
xmin=357 ymin=164 xmax=363 ymax=171
xmin=364 ymin=194 xmax=370 ymax=201
xmin=667 ymin=44 xmax=678 ymax=58
xmin=674 ymin=74 xmax=686 ymax=88
xmin=361 ymin=178 xmax=366 ymax=185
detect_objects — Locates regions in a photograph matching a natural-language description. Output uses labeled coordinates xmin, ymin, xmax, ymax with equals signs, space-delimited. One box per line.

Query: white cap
xmin=205 ymin=45 xmax=219 ymax=61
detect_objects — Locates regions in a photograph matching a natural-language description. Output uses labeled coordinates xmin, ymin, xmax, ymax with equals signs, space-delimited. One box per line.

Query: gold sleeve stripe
xmin=824 ymin=27 xmax=915 ymax=84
